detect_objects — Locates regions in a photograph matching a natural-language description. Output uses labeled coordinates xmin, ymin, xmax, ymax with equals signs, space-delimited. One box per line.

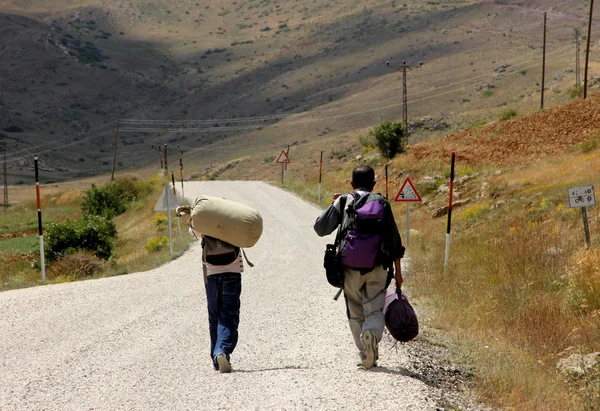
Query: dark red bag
xmin=384 ymin=288 xmax=419 ymax=342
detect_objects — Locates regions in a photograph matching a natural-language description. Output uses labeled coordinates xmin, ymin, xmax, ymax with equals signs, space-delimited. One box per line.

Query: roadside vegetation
xmin=279 ymin=117 xmax=600 ymax=410
xmin=0 ymin=175 xmax=193 ymax=289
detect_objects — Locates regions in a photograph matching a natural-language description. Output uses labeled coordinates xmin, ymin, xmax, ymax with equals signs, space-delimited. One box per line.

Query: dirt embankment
xmin=411 ymin=93 xmax=600 ymax=165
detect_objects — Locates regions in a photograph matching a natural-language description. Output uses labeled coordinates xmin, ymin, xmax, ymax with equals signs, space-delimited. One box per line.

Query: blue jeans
xmin=205 ymin=272 xmax=242 ymax=369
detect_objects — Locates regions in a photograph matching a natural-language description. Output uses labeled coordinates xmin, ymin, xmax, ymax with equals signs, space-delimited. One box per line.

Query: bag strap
xmin=333 ymin=194 xmax=349 ymax=248
xmin=241 ymin=249 xmax=254 ymax=268
xmin=201 ymin=244 xmax=208 ymax=284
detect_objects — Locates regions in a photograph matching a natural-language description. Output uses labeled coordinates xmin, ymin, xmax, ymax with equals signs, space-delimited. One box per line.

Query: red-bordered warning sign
xmin=394 ymin=177 xmax=422 ymax=202
xmin=275 ymin=150 xmax=291 ymax=164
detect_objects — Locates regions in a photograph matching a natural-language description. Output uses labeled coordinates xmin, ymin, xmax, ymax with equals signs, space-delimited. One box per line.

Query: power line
xmin=3 ymin=123 xmax=112 ymax=159
xmin=2 ymin=125 xmax=113 ymax=166
xmin=120 ymin=114 xmax=285 ymax=124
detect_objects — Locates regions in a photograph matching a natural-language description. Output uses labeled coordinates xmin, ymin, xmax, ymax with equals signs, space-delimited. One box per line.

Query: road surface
xmin=1 ymin=181 xmax=446 ymax=410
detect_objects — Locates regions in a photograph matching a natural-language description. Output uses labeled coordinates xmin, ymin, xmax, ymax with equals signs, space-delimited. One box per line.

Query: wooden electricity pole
xmin=386 ymin=60 xmax=423 ymax=137
xmin=575 ymin=28 xmax=582 ymax=86
xmin=541 ymin=13 xmax=547 ymax=110
xmin=584 ymin=0 xmax=595 ymax=99
xmin=111 ymin=117 xmax=120 ymax=181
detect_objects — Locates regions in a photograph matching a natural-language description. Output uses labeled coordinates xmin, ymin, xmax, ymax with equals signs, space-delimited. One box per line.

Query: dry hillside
xmin=0 ymin=0 xmax=598 ymax=184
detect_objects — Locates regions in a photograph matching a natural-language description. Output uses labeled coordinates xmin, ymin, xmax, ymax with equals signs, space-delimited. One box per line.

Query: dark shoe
xmin=361 ymin=330 xmax=377 ymax=370
xmin=216 ymin=354 xmax=232 ymax=374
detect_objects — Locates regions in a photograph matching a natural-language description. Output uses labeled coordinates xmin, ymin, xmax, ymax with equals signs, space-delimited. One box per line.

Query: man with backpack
xmin=314 ymin=165 xmax=405 ymax=369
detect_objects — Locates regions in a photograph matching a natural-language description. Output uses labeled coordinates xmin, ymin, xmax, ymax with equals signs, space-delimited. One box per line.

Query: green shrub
xmin=581 ymin=139 xmax=597 ymax=153
xmin=45 ymin=215 xmax=117 ymax=262
xmin=500 ymin=108 xmax=519 ymax=121
xmin=358 ymin=132 xmax=377 ymax=148
xmin=153 ymin=214 xmax=168 ymax=228
xmin=145 ymin=236 xmax=168 ymax=252
xmin=569 ymin=85 xmax=584 ymax=99
xmin=81 ymin=177 xmax=150 ymax=218
xmin=369 ymin=120 xmax=406 ymax=160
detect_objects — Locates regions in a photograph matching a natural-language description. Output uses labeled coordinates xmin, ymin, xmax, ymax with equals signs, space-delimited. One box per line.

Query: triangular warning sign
xmin=275 ymin=150 xmax=291 ymax=164
xmin=394 ymin=177 xmax=422 ymax=203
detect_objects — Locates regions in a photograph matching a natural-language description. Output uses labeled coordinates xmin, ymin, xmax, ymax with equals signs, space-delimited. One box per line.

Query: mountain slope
xmin=0 ymin=0 xmax=596 ymax=183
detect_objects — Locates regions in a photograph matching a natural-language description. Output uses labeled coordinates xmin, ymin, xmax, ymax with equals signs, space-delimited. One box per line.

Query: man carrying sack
xmin=177 ymin=196 xmax=262 ymax=373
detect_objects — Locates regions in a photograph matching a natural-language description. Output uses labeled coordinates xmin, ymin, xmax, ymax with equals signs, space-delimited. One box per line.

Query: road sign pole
xmin=281 ymin=163 xmax=285 ymax=185
xmin=567 ymin=185 xmax=595 ymax=247
xmin=582 ymin=207 xmax=591 ymax=247
xmin=406 ymin=203 xmax=410 ymax=248
xmin=385 ymin=164 xmax=389 ymax=199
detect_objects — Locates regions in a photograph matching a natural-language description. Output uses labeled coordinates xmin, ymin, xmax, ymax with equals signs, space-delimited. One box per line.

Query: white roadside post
xmin=394 ymin=177 xmax=422 ymax=249
xmin=568 ymin=185 xmax=595 ymax=247
xmin=34 ymin=156 xmax=46 ymax=281
xmin=172 ymin=172 xmax=182 ymax=245
xmin=165 ymin=184 xmax=173 ymax=257
xmin=444 ymin=153 xmax=456 ymax=270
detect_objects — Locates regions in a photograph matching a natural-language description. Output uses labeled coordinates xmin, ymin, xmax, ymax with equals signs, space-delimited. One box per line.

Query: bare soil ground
xmin=411 ymin=93 xmax=600 ymax=165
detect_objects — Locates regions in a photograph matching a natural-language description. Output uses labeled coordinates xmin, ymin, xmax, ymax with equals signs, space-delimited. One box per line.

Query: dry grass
xmin=46 ymin=251 xmax=103 ymax=282
xmin=401 ymin=152 xmax=600 ymax=409
xmin=274 ymin=129 xmax=600 ymax=408
xmin=109 ymin=184 xmax=194 ymax=275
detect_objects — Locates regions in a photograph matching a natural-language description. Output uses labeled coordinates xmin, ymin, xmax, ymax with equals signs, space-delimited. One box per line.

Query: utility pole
xmin=584 ymin=0 xmax=594 ymax=99
xmin=151 ymin=144 xmax=164 ymax=172
xmin=575 ymin=28 xmax=582 ymax=86
xmin=111 ymin=117 xmax=120 ymax=181
xmin=178 ymin=147 xmax=184 ymax=200
xmin=541 ymin=12 xmax=547 ymax=110
xmin=163 ymin=144 xmax=168 ymax=178
xmin=2 ymin=143 xmax=7 ymax=211
xmin=386 ymin=60 xmax=423 ymax=136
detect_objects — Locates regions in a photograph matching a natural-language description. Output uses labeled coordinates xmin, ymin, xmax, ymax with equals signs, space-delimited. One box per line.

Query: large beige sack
xmin=190 ymin=195 xmax=263 ymax=248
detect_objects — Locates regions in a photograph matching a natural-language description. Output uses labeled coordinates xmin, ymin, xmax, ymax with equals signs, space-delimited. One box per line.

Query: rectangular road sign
xmin=568 ymin=185 xmax=595 ymax=208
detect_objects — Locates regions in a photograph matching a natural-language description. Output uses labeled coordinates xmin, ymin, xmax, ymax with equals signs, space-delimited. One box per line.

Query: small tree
xmin=369 ymin=120 xmax=406 ymax=160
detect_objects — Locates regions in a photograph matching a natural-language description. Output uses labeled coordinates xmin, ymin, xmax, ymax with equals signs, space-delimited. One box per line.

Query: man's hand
xmin=331 ymin=193 xmax=342 ymax=204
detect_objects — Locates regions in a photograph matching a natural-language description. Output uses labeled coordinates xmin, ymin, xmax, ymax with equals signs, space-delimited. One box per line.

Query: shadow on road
xmin=234 ymin=365 xmax=309 ymax=373
xmin=369 ymin=366 xmax=434 ymax=387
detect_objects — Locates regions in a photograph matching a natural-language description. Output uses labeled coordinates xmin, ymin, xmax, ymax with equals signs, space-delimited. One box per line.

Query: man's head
xmin=351 ymin=165 xmax=376 ymax=191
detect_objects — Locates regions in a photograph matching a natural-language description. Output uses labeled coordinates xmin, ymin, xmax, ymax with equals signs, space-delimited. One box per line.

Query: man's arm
xmin=313 ymin=196 xmax=343 ymax=237
xmin=394 ymin=258 xmax=403 ymax=288
xmin=383 ymin=201 xmax=405 ymax=260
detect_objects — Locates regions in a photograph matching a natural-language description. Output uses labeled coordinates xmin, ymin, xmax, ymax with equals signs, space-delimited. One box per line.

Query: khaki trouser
xmin=343 ymin=264 xmax=388 ymax=352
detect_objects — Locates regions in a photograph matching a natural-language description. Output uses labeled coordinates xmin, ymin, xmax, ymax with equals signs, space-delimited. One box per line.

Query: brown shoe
xmin=361 ymin=330 xmax=377 ymax=369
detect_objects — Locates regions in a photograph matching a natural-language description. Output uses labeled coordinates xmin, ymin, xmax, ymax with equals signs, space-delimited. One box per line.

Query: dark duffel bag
xmin=385 ymin=288 xmax=419 ymax=342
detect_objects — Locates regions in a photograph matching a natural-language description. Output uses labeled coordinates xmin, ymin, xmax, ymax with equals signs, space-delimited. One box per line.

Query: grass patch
xmin=0 ymin=177 xmax=193 ymax=291
xmin=0 ymin=236 xmax=38 ymax=254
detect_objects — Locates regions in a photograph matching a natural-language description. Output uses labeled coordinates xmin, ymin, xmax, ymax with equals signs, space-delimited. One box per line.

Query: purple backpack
xmin=340 ymin=192 xmax=386 ymax=270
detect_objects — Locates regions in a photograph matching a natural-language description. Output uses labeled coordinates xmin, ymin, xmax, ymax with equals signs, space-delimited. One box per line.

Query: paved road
xmin=0 ymin=181 xmax=439 ymax=410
